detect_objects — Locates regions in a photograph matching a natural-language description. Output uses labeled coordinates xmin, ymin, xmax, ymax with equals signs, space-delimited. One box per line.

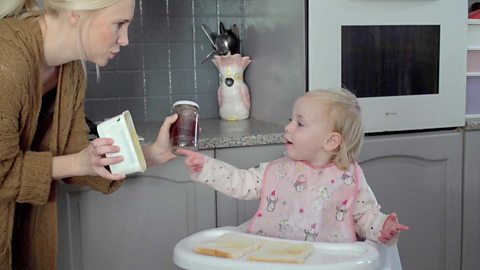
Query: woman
xmin=0 ymin=0 xmax=177 ymax=269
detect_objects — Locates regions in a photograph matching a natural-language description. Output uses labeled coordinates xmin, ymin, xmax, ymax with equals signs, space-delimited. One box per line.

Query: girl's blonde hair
xmin=304 ymin=89 xmax=364 ymax=171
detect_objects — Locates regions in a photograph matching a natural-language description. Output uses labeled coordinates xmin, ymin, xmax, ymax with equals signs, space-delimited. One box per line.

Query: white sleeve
xmin=191 ymin=155 xmax=268 ymax=200
xmin=352 ymin=167 xmax=389 ymax=243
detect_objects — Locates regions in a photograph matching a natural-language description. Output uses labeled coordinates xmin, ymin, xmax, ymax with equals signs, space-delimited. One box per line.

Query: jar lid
xmin=173 ymin=100 xmax=200 ymax=109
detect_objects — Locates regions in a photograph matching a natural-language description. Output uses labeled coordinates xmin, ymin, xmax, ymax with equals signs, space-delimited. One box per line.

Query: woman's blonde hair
xmin=1 ymin=0 xmax=121 ymax=18
xmin=1 ymin=0 xmax=122 ymax=79
xmin=304 ymin=89 xmax=364 ymax=171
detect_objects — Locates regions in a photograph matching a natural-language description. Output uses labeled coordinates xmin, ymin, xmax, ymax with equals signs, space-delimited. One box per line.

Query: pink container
xmin=467 ymin=51 xmax=480 ymax=72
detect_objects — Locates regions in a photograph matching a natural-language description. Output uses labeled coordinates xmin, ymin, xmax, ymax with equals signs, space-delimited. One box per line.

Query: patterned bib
xmin=247 ymin=157 xmax=361 ymax=242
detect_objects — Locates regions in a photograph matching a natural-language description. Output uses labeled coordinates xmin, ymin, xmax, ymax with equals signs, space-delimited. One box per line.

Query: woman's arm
xmin=141 ymin=114 xmax=178 ymax=167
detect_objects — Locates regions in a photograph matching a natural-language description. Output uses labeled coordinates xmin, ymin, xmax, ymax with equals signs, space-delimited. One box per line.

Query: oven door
xmin=308 ymin=0 xmax=467 ymax=133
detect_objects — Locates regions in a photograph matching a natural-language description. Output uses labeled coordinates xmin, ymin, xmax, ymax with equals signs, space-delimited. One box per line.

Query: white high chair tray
xmin=173 ymin=226 xmax=383 ymax=270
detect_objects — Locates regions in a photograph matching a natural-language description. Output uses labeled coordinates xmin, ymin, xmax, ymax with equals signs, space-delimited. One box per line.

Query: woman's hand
xmin=142 ymin=114 xmax=178 ymax=166
xmin=379 ymin=212 xmax=409 ymax=244
xmin=176 ymin=148 xmax=205 ymax=173
xmin=75 ymin=137 xmax=126 ymax=180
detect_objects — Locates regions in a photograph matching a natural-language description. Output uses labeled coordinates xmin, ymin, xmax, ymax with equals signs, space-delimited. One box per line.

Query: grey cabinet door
xmin=215 ymin=144 xmax=285 ymax=227
xmin=57 ymin=150 xmax=215 ymax=270
xmin=359 ymin=130 xmax=462 ymax=270
xmin=463 ymin=129 xmax=480 ymax=270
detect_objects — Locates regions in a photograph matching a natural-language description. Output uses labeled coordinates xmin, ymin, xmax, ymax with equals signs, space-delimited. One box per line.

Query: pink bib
xmin=247 ymin=157 xmax=361 ymax=242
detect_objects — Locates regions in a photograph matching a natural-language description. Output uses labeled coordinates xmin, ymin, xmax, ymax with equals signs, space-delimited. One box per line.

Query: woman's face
xmin=81 ymin=0 xmax=135 ymax=66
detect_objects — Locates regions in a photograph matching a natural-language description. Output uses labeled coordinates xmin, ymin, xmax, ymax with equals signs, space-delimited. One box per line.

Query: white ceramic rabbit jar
xmin=212 ymin=54 xmax=252 ymax=121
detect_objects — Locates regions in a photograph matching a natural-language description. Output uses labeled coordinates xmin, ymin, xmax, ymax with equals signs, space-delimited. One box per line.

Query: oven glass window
xmin=341 ymin=25 xmax=440 ymax=98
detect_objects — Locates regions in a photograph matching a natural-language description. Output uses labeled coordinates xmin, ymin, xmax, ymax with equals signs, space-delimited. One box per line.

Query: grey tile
xmin=86 ymin=72 xmax=116 ymax=98
xmin=194 ymin=42 xmax=216 ymax=67
xmin=146 ymin=96 xmax=172 ymax=121
xmin=115 ymin=71 xmax=145 ymax=97
xmin=145 ymin=69 xmax=171 ymax=96
xmin=87 ymin=59 xmax=116 ymax=72
xmin=128 ymin=17 xmax=142 ymax=44
xmin=117 ymin=97 xmax=146 ymax=122
xmin=144 ymin=43 xmax=169 ymax=69
xmin=170 ymin=42 xmax=194 ymax=68
xmin=219 ymin=0 xmax=243 ymax=16
xmin=171 ymin=68 xmax=195 ymax=94
xmin=141 ymin=0 xmax=167 ymax=17
xmin=196 ymin=92 xmax=219 ymax=119
xmin=84 ymin=99 xmax=121 ymax=122
xmin=116 ymin=45 xmax=143 ymax=70
xmin=194 ymin=17 xmax=217 ymax=47
xmin=134 ymin=0 xmax=141 ymax=17
xmin=169 ymin=0 xmax=193 ymax=16
xmin=142 ymin=17 xmax=169 ymax=43
xmin=196 ymin=66 xmax=220 ymax=93
xmin=194 ymin=0 xmax=217 ymax=15
xmin=168 ymin=17 xmax=194 ymax=42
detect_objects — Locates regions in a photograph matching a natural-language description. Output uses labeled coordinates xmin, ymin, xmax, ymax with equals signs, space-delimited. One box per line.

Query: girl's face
xmin=284 ymin=96 xmax=334 ymax=166
xmin=81 ymin=0 xmax=135 ymax=66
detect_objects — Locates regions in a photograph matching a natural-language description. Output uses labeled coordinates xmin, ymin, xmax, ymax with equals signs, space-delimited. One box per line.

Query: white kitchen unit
xmin=57 ymin=150 xmax=215 ymax=270
xmin=462 ymin=129 xmax=480 ymax=270
xmin=359 ymin=130 xmax=462 ymax=270
xmin=215 ymin=130 xmax=463 ymax=270
xmin=308 ymin=0 xmax=467 ymax=133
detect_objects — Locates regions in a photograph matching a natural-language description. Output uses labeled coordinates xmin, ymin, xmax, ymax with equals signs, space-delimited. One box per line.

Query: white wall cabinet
xmin=462 ymin=129 xmax=480 ymax=270
xmin=57 ymin=150 xmax=215 ymax=270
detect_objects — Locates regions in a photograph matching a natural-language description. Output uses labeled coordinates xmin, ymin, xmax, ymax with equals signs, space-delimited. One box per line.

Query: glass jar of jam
xmin=170 ymin=100 xmax=199 ymax=150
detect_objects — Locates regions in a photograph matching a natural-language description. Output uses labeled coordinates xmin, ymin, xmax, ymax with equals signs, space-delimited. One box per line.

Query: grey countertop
xmin=132 ymin=116 xmax=480 ymax=151
xmin=465 ymin=116 xmax=480 ymax=131
xmin=134 ymin=118 xmax=285 ymax=150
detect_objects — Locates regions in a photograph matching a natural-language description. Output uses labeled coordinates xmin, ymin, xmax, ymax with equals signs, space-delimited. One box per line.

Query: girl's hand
xmin=77 ymin=138 xmax=126 ymax=180
xmin=143 ymin=114 xmax=178 ymax=166
xmin=379 ymin=212 xmax=409 ymax=244
xmin=176 ymin=148 xmax=205 ymax=173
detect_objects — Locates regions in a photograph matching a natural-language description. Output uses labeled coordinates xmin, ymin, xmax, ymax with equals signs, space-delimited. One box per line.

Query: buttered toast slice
xmin=194 ymin=233 xmax=263 ymax=259
xmin=247 ymin=241 xmax=313 ymax=264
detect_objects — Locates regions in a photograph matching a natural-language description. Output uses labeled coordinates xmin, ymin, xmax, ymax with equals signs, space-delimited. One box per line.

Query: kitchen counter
xmin=134 ymin=117 xmax=480 ymax=150
xmin=134 ymin=118 xmax=285 ymax=150
xmin=465 ymin=116 xmax=480 ymax=130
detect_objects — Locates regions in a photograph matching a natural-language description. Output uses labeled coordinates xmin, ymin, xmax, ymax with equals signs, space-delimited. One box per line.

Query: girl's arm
xmin=352 ymin=166 xmax=408 ymax=244
xmin=178 ymin=149 xmax=268 ymax=200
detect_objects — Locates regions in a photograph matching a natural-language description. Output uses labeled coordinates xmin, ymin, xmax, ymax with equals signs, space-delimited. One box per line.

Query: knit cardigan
xmin=0 ymin=18 xmax=123 ymax=270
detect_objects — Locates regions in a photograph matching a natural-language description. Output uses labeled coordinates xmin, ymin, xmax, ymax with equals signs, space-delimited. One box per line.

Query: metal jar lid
xmin=172 ymin=100 xmax=200 ymax=109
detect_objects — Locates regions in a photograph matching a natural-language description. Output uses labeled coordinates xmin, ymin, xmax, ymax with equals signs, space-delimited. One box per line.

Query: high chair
xmin=173 ymin=226 xmax=402 ymax=270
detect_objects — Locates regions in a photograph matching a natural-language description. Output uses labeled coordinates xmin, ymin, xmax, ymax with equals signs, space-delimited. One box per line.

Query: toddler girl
xmin=178 ymin=89 xmax=408 ymax=244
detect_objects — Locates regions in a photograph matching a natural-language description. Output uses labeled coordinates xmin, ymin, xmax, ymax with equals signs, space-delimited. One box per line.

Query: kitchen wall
xmin=84 ymin=0 xmax=246 ymax=122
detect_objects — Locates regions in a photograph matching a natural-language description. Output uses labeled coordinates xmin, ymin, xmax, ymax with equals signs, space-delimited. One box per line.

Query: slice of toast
xmin=194 ymin=233 xmax=263 ymax=259
xmin=246 ymin=241 xmax=313 ymax=264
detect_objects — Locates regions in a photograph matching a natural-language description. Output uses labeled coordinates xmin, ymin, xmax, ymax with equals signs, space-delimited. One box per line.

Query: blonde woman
xmin=179 ymin=89 xmax=409 ymax=244
xmin=0 ymin=0 xmax=177 ymax=269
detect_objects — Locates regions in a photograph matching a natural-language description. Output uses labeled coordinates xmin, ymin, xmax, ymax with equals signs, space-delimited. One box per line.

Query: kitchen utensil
xmin=200 ymin=22 xmax=240 ymax=63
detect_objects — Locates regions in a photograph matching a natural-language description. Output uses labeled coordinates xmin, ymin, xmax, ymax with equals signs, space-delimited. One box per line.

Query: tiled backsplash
xmin=84 ymin=0 xmax=245 ymax=122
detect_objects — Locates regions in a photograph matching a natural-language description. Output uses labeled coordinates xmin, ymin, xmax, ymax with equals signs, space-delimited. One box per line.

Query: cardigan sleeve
xmin=191 ymin=155 xmax=268 ymax=200
xmin=0 ymin=44 xmax=53 ymax=205
xmin=60 ymin=63 xmax=122 ymax=194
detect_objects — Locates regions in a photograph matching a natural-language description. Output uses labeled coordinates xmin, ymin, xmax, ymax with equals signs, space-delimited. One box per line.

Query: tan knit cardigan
xmin=0 ymin=18 xmax=122 ymax=270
